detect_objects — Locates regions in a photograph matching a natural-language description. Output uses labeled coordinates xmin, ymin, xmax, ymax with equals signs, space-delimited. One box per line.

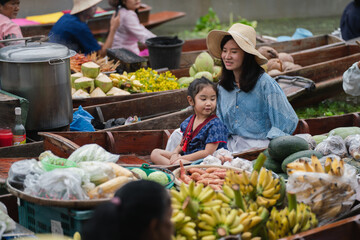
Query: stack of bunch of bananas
xmin=171 ymin=209 xmax=197 ymax=240
xmin=225 ymin=153 xmax=286 ymax=209
xmin=109 ymin=72 xmax=144 ymax=93
xmin=286 ymin=155 xmax=357 ymax=222
xmin=266 ymin=194 xmax=318 ymax=240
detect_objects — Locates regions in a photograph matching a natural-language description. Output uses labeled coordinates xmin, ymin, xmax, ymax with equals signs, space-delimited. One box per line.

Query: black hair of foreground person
xmin=81 ymin=180 xmax=173 ymax=240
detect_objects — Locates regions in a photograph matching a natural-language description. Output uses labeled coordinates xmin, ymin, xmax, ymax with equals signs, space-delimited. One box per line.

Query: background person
xmin=81 ymin=180 xmax=173 ymax=240
xmin=340 ymin=0 xmax=360 ymax=40
xmin=108 ymin=0 xmax=155 ymax=55
xmin=206 ymin=23 xmax=298 ymax=153
xmin=0 ymin=0 xmax=22 ymax=48
xmin=49 ymin=0 xmax=120 ymax=56
xmin=151 ymin=77 xmax=228 ymax=165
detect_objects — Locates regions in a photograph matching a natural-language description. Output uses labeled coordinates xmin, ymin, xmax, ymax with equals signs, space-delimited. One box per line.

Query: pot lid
xmin=0 ymin=42 xmax=74 ymax=63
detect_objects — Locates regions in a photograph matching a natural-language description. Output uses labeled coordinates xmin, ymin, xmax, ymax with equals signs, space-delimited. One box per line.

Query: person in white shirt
xmin=108 ymin=0 xmax=155 ymax=55
xmin=343 ymin=61 xmax=360 ymax=96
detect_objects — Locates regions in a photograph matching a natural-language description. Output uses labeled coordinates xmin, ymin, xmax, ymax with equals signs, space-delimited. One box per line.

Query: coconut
xmin=81 ymin=61 xmax=100 ymax=78
xmin=213 ymin=65 xmax=222 ymax=82
xmin=194 ymin=52 xmax=214 ymax=73
xmin=90 ymin=87 xmax=107 ymax=97
xmin=74 ymin=77 xmax=95 ymax=93
xmin=95 ymin=73 xmax=113 ymax=93
xmin=71 ymin=72 xmax=83 ymax=87
xmin=71 ymin=88 xmax=76 ymax=95
xmin=189 ymin=64 xmax=197 ymax=77
xmin=194 ymin=71 xmax=214 ymax=81
xmin=106 ymin=87 xmax=131 ymax=96
xmin=268 ymin=69 xmax=282 ymax=76
xmin=178 ymin=77 xmax=195 ymax=88
xmin=278 ymin=52 xmax=294 ymax=63
xmin=72 ymin=89 xmax=90 ymax=99
xmin=267 ymin=58 xmax=282 ymax=71
xmin=258 ymin=46 xmax=279 ymax=59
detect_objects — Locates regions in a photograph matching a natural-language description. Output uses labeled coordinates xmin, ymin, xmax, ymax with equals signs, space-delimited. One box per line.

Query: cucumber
xmin=262 ymin=149 xmax=283 ymax=173
xmin=281 ymin=150 xmax=323 ymax=173
xmin=268 ymin=136 xmax=309 ymax=162
xmin=313 ymin=135 xmax=327 ymax=145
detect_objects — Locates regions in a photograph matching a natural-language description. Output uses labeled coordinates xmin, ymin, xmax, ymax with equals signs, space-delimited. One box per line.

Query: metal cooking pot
xmin=0 ymin=37 xmax=75 ymax=130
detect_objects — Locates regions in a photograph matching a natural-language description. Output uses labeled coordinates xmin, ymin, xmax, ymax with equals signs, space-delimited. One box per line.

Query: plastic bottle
xmin=12 ymin=107 xmax=26 ymax=145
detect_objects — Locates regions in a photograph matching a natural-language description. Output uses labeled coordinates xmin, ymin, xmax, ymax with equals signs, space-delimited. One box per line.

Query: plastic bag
xmin=201 ymin=155 xmax=222 ymax=166
xmin=68 ymin=144 xmax=119 ymax=163
xmin=314 ymin=135 xmax=348 ymax=158
xmin=295 ymin=133 xmax=317 ymax=150
xmin=78 ymin=161 xmax=116 ymax=185
xmin=165 ymin=128 xmax=182 ymax=152
xmin=345 ymin=134 xmax=360 ymax=160
xmin=70 ymin=106 xmax=95 ymax=132
xmin=213 ymin=148 xmax=233 ymax=163
xmin=287 ymin=162 xmax=358 ymax=225
xmin=24 ymin=168 xmax=89 ymax=200
xmin=65 ymin=167 xmax=95 ymax=193
xmin=38 ymin=150 xmax=60 ymax=161
xmin=8 ymin=159 xmax=44 ymax=191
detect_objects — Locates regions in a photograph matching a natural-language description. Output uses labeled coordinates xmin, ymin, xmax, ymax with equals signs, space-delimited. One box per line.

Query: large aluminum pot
xmin=0 ymin=41 xmax=75 ymax=130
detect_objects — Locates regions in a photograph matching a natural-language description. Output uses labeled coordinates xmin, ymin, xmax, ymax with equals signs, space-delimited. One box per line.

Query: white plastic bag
xmin=8 ymin=159 xmax=44 ymax=191
xmin=315 ymin=135 xmax=348 ymax=158
xmin=287 ymin=162 xmax=358 ymax=225
xmin=24 ymin=168 xmax=89 ymax=200
xmin=68 ymin=144 xmax=119 ymax=163
xmin=78 ymin=161 xmax=116 ymax=185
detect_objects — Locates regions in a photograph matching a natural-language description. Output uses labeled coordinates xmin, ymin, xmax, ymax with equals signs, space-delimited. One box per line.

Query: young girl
xmin=151 ymin=77 xmax=228 ymax=165
xmin=82 ymin=180 xmax=173 ymax=240
xmin=108 ymin=0 xmax=156 ymax=55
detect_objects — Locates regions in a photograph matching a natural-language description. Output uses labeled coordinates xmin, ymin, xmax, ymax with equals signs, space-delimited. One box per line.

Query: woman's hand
xmin=109 ymin=12 xmax=120 ymax=32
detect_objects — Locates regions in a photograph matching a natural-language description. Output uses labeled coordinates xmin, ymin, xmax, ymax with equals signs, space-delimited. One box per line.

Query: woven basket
xmin=172 ymin=164 xmax=250 ymax=188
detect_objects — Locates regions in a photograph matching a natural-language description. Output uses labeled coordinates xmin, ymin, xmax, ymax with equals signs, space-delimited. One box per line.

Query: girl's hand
xmin=169 ymin=154 xmax=181 ymax=164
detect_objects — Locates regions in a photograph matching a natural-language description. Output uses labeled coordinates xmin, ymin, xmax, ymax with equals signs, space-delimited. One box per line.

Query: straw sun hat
xmin=206 ymin=23 xmax=268 ymax=65
xmin=70 ymin=0 xmax=102 ymax=15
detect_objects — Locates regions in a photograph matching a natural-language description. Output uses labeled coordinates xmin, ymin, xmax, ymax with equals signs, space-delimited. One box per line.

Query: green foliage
xmin=296 ymin=99 xmax=360 ymax=119
xmin=193 ymin=7 xmax=257 ymax=34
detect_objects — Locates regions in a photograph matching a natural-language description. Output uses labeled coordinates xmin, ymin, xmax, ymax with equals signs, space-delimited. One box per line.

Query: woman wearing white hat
xmin=49 ymin=0 xmax=120 ymax=56
xmin=206 ymin=23 xmax=298 ymax=153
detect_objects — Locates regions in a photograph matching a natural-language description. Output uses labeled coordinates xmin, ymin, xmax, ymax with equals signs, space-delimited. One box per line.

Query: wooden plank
xmin=143 ymin=11 xmax=186 ymax=29
xmin=0 ymin=141 xmax=43 ymax=158
xmin=79 ymin=89 xmax=188 ymax=122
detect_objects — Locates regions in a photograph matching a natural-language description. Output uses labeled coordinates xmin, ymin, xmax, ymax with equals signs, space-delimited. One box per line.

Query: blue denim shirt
xmin=216 ymin=73 xmax=298 ymax=140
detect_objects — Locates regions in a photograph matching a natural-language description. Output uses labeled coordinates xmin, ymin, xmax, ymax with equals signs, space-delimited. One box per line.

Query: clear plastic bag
xmin=77 ymin=161 xmax=116 ymax=185
xmin=345 ymin=134 xmax=360 ymax=160
xmin=287 ymin=163 xmax=358 ymax=225
xmin=295 ymin=133 xmax=317 ymax=150
xmin=24 ymin=168 xmax=89 ymax=200
xmin=201 ymin=155 xmax=222 ymax=166
xmin=0 ymin=203 xmax=16 ymax=233
xmin=67 ymin=144 xmax=119 ymax=163
xmin=213 ymin=148 xmax=233 ymax=163
xmin=8 ymin=159 xmax=44 ymax=191
xmin=315 ymin=135 xmax=348 ymax=158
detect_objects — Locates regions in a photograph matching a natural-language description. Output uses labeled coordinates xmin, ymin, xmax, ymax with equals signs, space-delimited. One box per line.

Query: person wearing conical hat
xmin=49 ymin=0 xmax=120 ymax=56
xmin=207 ymin=23 xmax=298 ymax=153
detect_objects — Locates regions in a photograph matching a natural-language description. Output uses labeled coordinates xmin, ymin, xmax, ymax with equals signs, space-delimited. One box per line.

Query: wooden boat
xmin=178 ymin=34 xmax=344 ymax=69
xmin=234 ymin=112 xmax=360 ymax=160
xmin=21 ymin=5 xmax=186 ymax=38
xmin=35 ymin=112 xmax=360 ymax=164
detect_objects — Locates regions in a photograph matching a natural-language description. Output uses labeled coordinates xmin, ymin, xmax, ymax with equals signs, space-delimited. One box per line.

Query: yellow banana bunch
xmin=197 ymin=208 xmax=245 ymax=239
xmin=171 ymin=181 xmax=221 ymax=220
xmin=266 ymin=194 xmax=318 ymax=240
xmin=171 ymin=209 xmax=197 ymax=240
xmin=226 ymin=153 xmax=285 ymax=209
xmin=287 ymin=155 xmax=345 ymax=176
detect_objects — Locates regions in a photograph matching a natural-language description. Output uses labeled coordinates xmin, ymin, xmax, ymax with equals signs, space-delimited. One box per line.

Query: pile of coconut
xmin=71 ymin=62 xmax=130 ymax=98
xmin=258 ymin=46 xmax=302 ymax=76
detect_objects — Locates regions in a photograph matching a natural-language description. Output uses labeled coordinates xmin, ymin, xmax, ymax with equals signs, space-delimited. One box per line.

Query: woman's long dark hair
xmin=218 ymin=35 xmax=264 ymax=92
xmin=82 ymin=180 xmax=171 ymax=240
xmin=108 ymin=0 xmax=139 ymax=13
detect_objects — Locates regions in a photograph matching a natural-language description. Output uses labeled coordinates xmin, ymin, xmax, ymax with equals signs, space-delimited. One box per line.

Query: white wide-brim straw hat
xmin=206 ymin=23 xmax=268 ymax=66
xmin=71 ymin=0 xmax=102 ymax=15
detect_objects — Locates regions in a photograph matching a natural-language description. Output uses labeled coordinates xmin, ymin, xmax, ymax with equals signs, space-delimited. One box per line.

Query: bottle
xmin=12 ymin=107 xmax=26 ymax=145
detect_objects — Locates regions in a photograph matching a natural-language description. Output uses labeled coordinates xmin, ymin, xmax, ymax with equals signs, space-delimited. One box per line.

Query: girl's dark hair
xmin=0 ymin=0 xmax=11 ymax=5
xmin=187 ymin=77 xmax=217 ymax=101
xmin=110 ymin=0 xmax=139 ymax=13
xmin=82 ymin=180 xmax=171 ymax=240
xmin=218 ymin=35 xmax=264 ymax=92
xmin=355 ymin=0 xmax=360 ymax=7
